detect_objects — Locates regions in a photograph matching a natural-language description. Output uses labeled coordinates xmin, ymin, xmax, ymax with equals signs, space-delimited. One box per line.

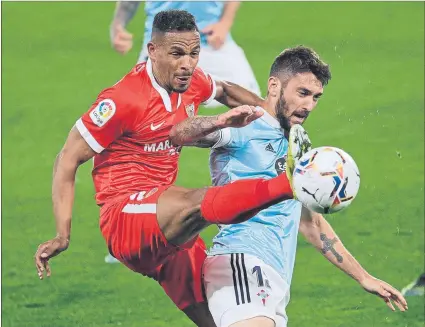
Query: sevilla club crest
xmin=185 ymin=103 xmax=195 ymax=117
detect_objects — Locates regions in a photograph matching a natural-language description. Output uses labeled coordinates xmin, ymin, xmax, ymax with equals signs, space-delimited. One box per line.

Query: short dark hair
xmin=152 ymin=10 xmax=198 ymax=34
xmin=270 ymin=46 xmax=331 ymax=86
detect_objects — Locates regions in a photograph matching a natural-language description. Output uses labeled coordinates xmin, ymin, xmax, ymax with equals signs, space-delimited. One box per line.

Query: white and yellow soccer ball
xmin=293 ymin=146 xmax=360 ymax=214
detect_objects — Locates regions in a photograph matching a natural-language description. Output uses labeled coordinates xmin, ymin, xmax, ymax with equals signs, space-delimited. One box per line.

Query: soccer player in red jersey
xmin=34 ymin=10 xmax=296 ymax=326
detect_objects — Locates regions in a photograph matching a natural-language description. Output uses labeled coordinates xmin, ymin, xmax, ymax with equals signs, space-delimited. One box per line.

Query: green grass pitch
xmin=2 ymin=2 xmax=424 ymax=327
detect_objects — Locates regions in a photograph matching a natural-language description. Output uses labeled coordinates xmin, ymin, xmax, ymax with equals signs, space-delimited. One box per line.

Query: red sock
xmin=200 ymin=173 xmax=293 ymax=224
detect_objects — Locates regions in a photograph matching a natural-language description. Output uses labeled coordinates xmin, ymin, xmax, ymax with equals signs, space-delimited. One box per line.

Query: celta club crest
xmin=257 ymin=289 xmax=269 ymax=306
xmin=185 ymin=103 xmax=195 ymax=117
xmin=275 ymin=156 xmax=287 ymax=175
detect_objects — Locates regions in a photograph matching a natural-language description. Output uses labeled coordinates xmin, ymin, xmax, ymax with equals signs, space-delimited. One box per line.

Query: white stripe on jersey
xmin=202 ymin=73 xmax=218 ymax=106
xmin=122 ymin=203 xmax=157 ymax=214
xmin=75 ymin=119 xmax=104 ymax=153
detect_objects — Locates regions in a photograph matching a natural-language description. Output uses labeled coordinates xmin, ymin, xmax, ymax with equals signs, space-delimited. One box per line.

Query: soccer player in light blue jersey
xmin=109 ymin=1 xmax=260 ymax=107
xmin=187 ymin=46 xmax=407 ymax=327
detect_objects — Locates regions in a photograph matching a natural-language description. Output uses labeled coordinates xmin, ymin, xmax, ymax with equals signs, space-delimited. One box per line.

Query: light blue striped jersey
xmin=208 ymin=108 xmax=302 ymax=286
xmin=143 ymin=1 xmax=231 ymax=47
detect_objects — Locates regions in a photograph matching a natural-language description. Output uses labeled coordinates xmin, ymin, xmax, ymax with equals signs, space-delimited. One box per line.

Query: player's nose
xmin=303 ymin=98 xmax=316 ymax=111
xmin=180 ymin=55 xmax=197 ymax=72
xmin=179 ymin=56 xmax=191 ymax=71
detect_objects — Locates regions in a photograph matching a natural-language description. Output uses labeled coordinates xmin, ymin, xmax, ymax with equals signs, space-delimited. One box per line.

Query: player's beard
xmin=275 ymin=88 xmax=291 ymax=132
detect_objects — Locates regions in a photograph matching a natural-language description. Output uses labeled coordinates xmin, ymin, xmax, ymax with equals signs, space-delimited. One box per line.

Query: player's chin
xmin=172 ymin=77 xmax=192 ymax=93
xmin=173 ymin=84 xmax=190 ymax=93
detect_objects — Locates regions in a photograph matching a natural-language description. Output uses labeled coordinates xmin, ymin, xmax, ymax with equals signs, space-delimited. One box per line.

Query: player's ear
xmin=267 ymin=76 xmax=281 ymax=98
xmin=147 ymin=41 xmax=156 ymax=62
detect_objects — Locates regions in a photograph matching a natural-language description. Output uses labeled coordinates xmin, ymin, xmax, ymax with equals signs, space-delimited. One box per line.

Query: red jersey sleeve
xmin=75 ymin=88 xmax=136 ymax=153
xmin=194 ymin=68 xmax=217 ymax=105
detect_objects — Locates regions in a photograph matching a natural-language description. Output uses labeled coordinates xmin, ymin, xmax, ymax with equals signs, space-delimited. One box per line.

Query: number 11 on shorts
xmin=252 ymin=265 xmax=271 ymax=289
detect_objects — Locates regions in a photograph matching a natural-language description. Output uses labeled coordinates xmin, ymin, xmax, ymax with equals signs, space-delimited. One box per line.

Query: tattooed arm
xmin=299 ymin=207 xmax=369 ymax=282
xmin=299 ymin=207 xmax=408 ymax=311
xmin=170 ymin=105 xmax=262 ymax=146
xmin=185 ymin=130 xmax=222 ymax=148
xmin=111 ymin=1 xmax=140 ymax=28
xmin=110 ymin=2 xmax=141 ymax=54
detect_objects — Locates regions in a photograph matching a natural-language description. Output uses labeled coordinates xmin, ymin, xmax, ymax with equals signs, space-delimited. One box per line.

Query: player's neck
xmin=262 ymin=97 xmax=278 ymax=120
xmin=152 ymin=65 xmax=173 ymax=94
xmin=263 ymin=97 xmax=289 ymax=136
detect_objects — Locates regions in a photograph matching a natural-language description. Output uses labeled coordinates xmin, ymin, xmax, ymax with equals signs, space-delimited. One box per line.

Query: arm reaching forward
xmin=299 ymin=207 xmax=408 ymax=312
xmin=169 ymin=105 xmax=262 ymax=146
xmin=214 ymin=80 xmax=264 ymax=109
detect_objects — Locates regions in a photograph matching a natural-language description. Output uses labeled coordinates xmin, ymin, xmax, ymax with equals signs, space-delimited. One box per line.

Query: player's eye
xmin=171 ymin=51 xmax=186 ymax=58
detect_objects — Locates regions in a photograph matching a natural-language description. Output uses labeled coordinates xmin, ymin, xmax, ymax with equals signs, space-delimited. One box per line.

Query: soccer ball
xmin=293 ymin=146 xmax=360 ymax=214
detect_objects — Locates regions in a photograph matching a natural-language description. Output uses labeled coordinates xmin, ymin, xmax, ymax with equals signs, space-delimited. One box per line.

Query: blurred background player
xmin=106 ymin=0 xmax=261 ymax=264
xmin=401 ymin=272 xmax=425 ymax=297
xmin=184 ymin=46 xmax=408 ymax=327
xmin=109 ymin=1 xmax=261 ymax=107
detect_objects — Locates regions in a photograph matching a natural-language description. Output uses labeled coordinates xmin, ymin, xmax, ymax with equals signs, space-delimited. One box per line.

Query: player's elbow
xmin=299 ymin=219 xmax=314 ymax=239
xmin=54 ymin=148 xmax=81 ymax=174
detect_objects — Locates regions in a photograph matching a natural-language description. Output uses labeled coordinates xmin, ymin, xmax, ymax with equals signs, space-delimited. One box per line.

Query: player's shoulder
xmin=102 ymin=63 xmax=151 ymax=104
xmin=237 ymin=111 xmax=267 ymax=134
xmin=193 ymin=66 xmax=210 ymax=78
xmin=116 ymin=63 xmax=150 ymax=92
xmin=191 ymin=67 xmax=212 ymax=85
xmin=225 ymin=111 xmax=274 ymax=145
xmin=254 ymin=107 xmax=281 ymax=131
xmin=188 ymin=66 xmax=216 ymax=100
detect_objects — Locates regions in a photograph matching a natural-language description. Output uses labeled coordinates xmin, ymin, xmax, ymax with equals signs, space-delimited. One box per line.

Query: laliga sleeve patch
xmin=89 ymin=99 xmax=116 ymax=127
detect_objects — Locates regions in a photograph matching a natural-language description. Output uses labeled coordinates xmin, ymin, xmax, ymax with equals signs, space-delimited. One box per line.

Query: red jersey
xmin=76 ymin=59 xmax=216 ymax=206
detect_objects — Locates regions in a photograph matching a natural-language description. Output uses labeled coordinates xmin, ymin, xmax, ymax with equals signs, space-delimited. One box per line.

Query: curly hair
xmin=152 ymin=10 xmax=198 ymax=34
xmin=270 ymin=46 xmax=331 ymax=86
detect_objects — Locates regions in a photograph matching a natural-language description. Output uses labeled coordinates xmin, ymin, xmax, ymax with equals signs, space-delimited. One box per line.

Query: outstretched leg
xmin=157 ymin=172 xmax=293 ymax=246
xmin=157 ymin=123 xmax=311 ymax=246
xmin=153 ymin=237 xmax=217 ymax=327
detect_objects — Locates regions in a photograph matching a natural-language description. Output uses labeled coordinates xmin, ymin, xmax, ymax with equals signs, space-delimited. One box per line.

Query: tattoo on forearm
xmin=191 ymin=130 xmax=221 ymax=148
xmin=320 ymin=233 xmax=343 ymax=263
xmin=114 ymin=1 xmax=140 ymax=26
xmin=175 ymin=116 xmax=220 ymax=144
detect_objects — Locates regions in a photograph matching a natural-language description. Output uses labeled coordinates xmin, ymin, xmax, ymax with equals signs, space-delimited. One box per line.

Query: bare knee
xmin=230 ymin=316 xmax=275 ymax=327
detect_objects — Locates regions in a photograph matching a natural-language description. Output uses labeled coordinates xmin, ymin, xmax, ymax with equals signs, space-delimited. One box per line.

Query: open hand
xmin=34 ymin=236 xmax=69 ymax=280
xmin=217 ymin=105 xmax=263 ymax=128
xmin=361 ymin=275 xmax=408 ymax=311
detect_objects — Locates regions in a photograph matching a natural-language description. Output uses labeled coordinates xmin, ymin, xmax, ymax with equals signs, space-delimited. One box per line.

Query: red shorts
xmin=99 ymin=186 xmax=207 ymax=310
